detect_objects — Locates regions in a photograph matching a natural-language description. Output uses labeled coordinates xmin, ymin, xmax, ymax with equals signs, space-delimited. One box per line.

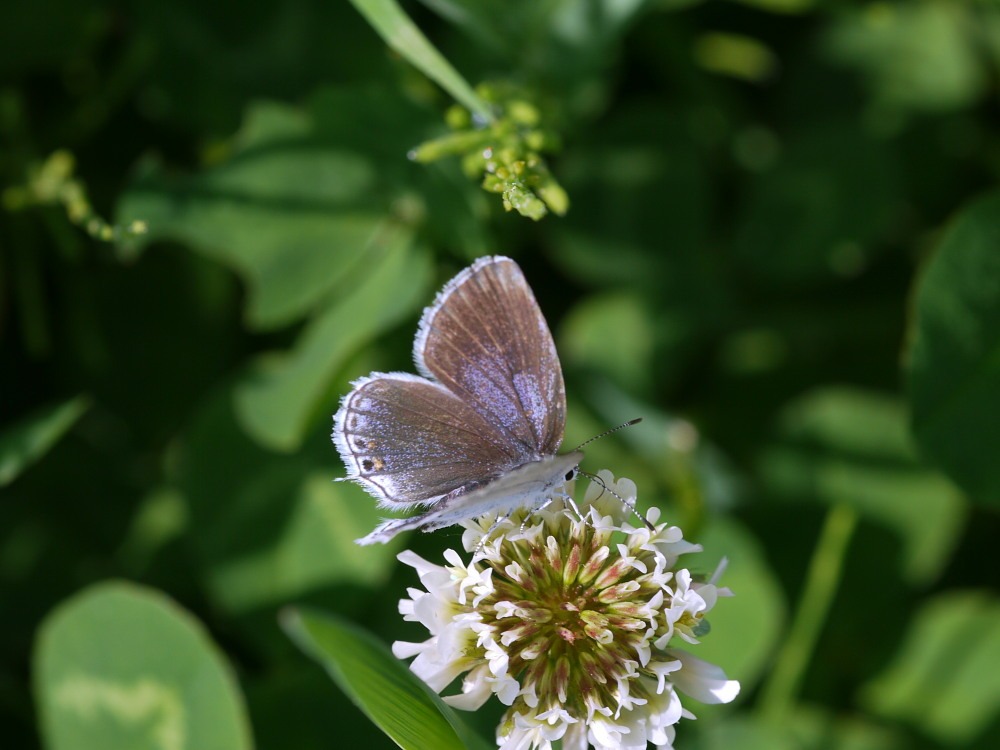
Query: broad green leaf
xmin=860 ymin=590 xmax=1000 ymax=744
xmin=34 ymin=581 xmax=253 ymax=750
xmin=116 ymin=88 xmax=483 ymax=334
xmin=176 ymin=391 xmax=398 ymax=615
xmin=786 ymin=706 xmax=906 ymax=750
xmin=207 ymin=473 xmax=399 ymax=613
xmin=696 ymin=716 xmax=797 ymax=750
xmin=696 ymin=709 xmax=905 ymax=750
xmin=283 ymin=608 xmax=489 ymax=750
xmin=907 ymin=191 xmax=1000 ymax=507
xmin=693 ymin=518 xmax=785 ymax=693
xmin=759 ymin=388 xmax=966 ymax=584
xmin=233 ymin=233 xmax=432 ymax=452
xmin=348 ymin=0 xmax=491 ymax=123
xmin=116 ymin=100 xmax=384 ymax=330
xmin=0 ymin=396 xmax=89 ymax=487
xmin=825 ymin=2 xmax=986 ymax=113
xmin=561 ymin=291 xmax=656 ymax=394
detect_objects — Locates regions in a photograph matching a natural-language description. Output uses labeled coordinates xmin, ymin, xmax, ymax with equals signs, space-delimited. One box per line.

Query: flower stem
xmin=758 ymin=502 xmax=858 ymax=724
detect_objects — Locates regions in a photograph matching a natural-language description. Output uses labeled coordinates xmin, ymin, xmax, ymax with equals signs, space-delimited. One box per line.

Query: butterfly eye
xmin=565 ymin=470 xmax=575 ymax=481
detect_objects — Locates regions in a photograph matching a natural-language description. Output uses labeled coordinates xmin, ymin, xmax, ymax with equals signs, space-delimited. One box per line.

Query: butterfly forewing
xmin=333 ymin=373 xmax=520 ymax=507
xmin=414 ymin=257 xmax=566 ymax=459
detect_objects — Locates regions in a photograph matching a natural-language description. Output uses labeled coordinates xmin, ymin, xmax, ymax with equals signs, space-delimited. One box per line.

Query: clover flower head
xmin=393 ymin=471 xmax=739 ymax=750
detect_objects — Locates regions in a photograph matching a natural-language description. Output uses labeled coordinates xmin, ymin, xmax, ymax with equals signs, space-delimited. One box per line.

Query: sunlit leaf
xmin=860 ymin=590 xmax=1000 ymax=744
xmin=695 ymin=715 xmax=796 ymax=750
xmin=561 ymin=291 xmax=656 ymax=394
xmin=786 ymin=706 xmax=907 ymax=750
xmin=758 ymin=387 xmax=966 ymax=584
xmin=207 ymin=473 xmax=400 ymax=614
xmin=233 ymin=233 xmax=432 ymax=452
xmin=825 ymin=2 xmax=986 ymax=113
xmin=116 ymin=101 xmax=385 ymax=330
xmin=907 ymin=191 xmax=1000 ymax=508
xmin=117 ymin=88 xmax=483 ymax=337
xmin=693 ymin=518 xmax=786 ymax=693
xmin=34 ymin=582 xmax=252 ymax=750
xmin=696 ymin=708 xmax=905 ymax=749
xmin=176 ymin=392 xmax=398 ymax=615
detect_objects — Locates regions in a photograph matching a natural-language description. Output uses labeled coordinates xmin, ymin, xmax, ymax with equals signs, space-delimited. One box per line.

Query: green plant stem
xmin=758 ymin=502 xmax=858 ymax=724
xmin=349 ymin=0 xmax=494 ymax=124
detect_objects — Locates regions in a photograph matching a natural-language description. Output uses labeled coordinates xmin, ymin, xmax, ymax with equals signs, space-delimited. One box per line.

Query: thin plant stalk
xmin=758 ymin=502 xmax=858 ymax=724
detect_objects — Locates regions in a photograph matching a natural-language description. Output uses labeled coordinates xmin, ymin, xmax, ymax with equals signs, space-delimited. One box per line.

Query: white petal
xmin=562 ymin=721 xmax=589 ymax=750
xmin=648 ymin=659 xmax=682 ymax=695
xmin=667 ymin=649 xmax=740 ymax=704
xmin=391 ymin=640 xmax=425 ymax=659
xmin=442 ymin=664 xmax=493 ymax=711
xmin=396 ymin=549 xmax=438 ymax=574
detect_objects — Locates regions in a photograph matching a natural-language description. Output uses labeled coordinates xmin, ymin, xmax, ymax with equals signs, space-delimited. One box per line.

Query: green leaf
xmin=860 ymin=590 xmax=1000 ymax=744
xmin=907 ymin=191 xmax=1000 ymax=508
xmin=116 ymin=101 xmax=385 ymax=330
xmin=282 ymin=608 xmax=488 ymax=750
xmin=693 ymin=518 xmax=786 ymax=693
xmin=348 ymin=0 xmax=491 ymax=123
xmin=785 ymin=706 xmax=906 ymax=750
xmin=233 ymin=233 xmax=432 ymax=452
xmin=34 ymin=581 xmax=253 ymax=750
xmin=207 ymin=472 xmax=400 ymax=613
xmin=560 ymin=291 xmax=656 ymax=394
xmin=697 ymin=710 xmax=905 ymax=750
xmin=825 ymin=2 xmax=986 ymax=113
xmin=116 ymin=87 xmax=482 ymax=336
xmin=176 ymin=392 xmax=399 ymax=615
xmin=696 ymin=716 xmax=798 ymax=750
xmin=0 ymin=395 xmax=89 ymax=487
xmin=758 ymin=387 xmax=966 ymax=584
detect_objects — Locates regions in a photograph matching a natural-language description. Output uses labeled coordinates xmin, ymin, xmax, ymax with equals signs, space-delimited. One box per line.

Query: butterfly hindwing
xmin=333 ymin=373 xmax=521 ymax=507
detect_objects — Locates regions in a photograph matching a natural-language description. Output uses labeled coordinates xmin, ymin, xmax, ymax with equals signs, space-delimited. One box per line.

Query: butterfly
xmin=333 ymin=256 xmax=582 ymax=545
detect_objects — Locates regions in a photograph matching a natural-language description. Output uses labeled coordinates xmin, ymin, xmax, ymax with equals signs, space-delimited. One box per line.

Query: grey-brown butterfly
xmin=333 ymin=256 xmax=581 ymax=545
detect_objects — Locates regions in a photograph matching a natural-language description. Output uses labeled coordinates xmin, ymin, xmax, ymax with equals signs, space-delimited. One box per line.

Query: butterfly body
xmin=333 ymin=256 xmax=579 ymax=545
xmin=351 ymin=451 xmax=583 ymax=544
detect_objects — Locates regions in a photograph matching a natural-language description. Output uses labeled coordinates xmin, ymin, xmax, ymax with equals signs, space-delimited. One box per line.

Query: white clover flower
xmin=393 ymin=471 xmax=740 ymax=750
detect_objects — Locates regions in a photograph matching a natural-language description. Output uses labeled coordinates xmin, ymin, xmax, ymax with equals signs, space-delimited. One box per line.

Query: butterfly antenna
xmin=578 ymin=469 xmax=655 ymax=532
xmin=572 ymin=417 xmax=643 ymax=451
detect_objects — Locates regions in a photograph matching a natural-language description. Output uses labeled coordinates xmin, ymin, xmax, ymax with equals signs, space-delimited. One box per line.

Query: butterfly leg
xmin=474 ymin=513 xmax=511 ymax=555
xmin=562 ymin=495 xmax=591 ymax=525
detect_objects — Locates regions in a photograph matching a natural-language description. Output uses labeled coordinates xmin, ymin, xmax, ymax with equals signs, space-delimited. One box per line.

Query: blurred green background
xmin=3 ymin=0 xmax=1000 ymax=748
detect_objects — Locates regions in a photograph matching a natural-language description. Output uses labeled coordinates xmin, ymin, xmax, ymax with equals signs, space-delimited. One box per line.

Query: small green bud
xmin=507 ymin=100 xmax=540 ymax=127
xmin=445 ymin=105 xmax=471 ymax=130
